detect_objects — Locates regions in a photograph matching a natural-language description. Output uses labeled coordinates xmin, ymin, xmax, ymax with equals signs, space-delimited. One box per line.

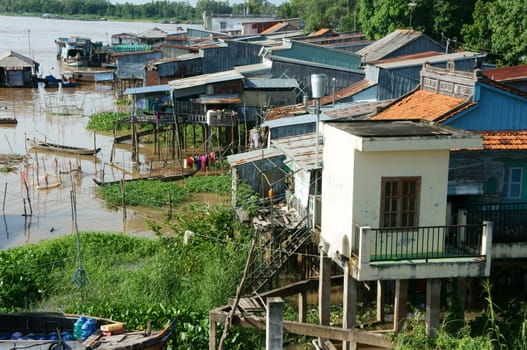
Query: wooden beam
xmin=209 ymin=311 xmax=392 ymax=348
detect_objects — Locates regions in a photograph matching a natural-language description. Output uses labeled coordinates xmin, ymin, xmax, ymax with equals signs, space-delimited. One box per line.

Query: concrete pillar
xmin=318 ymin=251 xmax=331 ymax=345
xmin=426 ymin=279 xmax=441 ymax=338
xmin=394 ymin=279 xmax=408 ymax=332
xmin=266 ymin=297 xmax=284 ymax=350
xmin=377 ymin=280 xmax=385 ymax=323
xmin=342 ymin=264 xmax=358 ymax=350
xmin=298 ymin=291 xmax=307 ymax=323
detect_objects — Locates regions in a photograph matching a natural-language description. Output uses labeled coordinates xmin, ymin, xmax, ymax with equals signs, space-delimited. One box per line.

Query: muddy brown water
xmin=0 ymin=15 xmax=208 ymax=250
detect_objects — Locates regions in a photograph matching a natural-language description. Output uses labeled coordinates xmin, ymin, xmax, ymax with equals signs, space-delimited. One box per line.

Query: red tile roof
xmin=481 ymin=130 xmax=527 ymax=150
xmin=370 ymin=89 xmax=466 ymax=121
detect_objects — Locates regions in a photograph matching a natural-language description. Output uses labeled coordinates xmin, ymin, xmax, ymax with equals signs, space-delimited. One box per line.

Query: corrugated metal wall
xmin=272 ymin=41 xmax=362 ymax=70
xmin=157 ymin=58 xmax=202 ymax=79
xmin=445 ymin=83 xmax=527 ymax=131
xmin=377 ymin=68 xmax=419 ymax=100
xmin=271 ymin=61 xmax=364 ymax=98
xmin=117 ymin=52 xmax=162 ymax=79
xmin=202 ymin=41 xmax=263 ymax=74
xmin=234 ymin=155 xmax=286 ymax=197
xmin=386 ymin=36 xmax=445 ymax=59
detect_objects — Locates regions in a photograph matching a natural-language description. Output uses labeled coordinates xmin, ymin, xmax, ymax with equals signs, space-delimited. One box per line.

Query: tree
xmin=462 ymin=0 xmax=527 ymax=65
xmin=357 ymin=0 xmax=411 ymax=39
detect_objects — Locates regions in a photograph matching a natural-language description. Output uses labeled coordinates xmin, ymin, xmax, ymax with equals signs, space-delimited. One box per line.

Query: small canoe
xmin=93 ymin=169 xmax=198 ymax=186
xmin=27 ymin=138 xmax=101 ymax=156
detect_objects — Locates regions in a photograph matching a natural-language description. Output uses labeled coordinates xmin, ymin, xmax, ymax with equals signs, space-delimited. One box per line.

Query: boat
xmin=72 ymin=70 xmax=115 ymax=83
xmin=93 ymin=168 xmax=198 ymax=186
xmin=0 ymin=311 xmax=176 ymax=350
xmin=0 ymin=118 xmax=17 ymax=125
xmin=27 ymin=138 xmax=101 ymax=156
xmin=38 ymin=74 xmax=77 ymax=88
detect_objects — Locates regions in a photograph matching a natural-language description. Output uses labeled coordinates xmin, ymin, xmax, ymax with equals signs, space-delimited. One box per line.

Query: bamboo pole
xmin=2 ymin=182 xmax=7 ymax=212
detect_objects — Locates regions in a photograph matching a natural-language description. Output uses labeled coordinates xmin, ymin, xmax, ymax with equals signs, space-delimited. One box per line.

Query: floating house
xmin=0 ymin=50 xmax=39 ymax=87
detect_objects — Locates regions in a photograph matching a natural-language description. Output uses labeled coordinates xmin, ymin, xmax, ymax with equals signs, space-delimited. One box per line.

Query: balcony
xmin=458 ymin=202 xmax=527 ymax=259
xmin=348 ymin=223 xmax=492 ymax=281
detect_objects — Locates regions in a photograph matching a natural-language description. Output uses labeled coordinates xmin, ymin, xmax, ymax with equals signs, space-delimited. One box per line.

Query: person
xmin=200 ymin=154 xmax=207 ymax=171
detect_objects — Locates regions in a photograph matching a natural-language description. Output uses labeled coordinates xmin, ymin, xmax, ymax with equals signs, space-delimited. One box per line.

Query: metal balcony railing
xmin=458 ymin=202 xmax=527 ymax=243
xmin=352 ymin=223 xmax=488 ymax=263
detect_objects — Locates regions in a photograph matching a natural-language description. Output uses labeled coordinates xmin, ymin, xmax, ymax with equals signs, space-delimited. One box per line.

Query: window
xmin=380 ymin=177 xmax=420 ymax=228
xmin=504 ymin=167 xmax=523 ymax=199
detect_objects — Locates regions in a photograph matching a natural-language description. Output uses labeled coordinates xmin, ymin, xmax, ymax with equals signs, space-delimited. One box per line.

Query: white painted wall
xmin=321 ymin=124 xmax=450 ymax=259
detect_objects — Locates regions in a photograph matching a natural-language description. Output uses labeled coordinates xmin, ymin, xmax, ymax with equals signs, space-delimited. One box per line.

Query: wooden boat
xmin=0 ymin=312 xmax=176 ymax=350
xmin=93 ymin=168 xmax=198 ymax=186
xmin=0 ymin=118 xmax=17 ymax=125
xmin=27 ymin=138 xmax=101 ymax=156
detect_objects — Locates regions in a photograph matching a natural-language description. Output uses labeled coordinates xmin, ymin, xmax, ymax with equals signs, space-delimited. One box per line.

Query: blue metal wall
xmin=444 ymin=82 xmax=527 ymax=130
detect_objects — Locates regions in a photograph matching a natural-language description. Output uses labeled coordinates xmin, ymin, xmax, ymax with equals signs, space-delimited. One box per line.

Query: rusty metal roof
xmin=227 ymin=147 xmax=283 ymax=166
xmin=482 ymin=65 xmax=527 ymax=82
xmin=271 ymin=133 xmax=322 ymax=170
xmin=265 ymin=79 xmax=376 ymax=121
xmin=324 ymin=100 xmax=394 ymax=120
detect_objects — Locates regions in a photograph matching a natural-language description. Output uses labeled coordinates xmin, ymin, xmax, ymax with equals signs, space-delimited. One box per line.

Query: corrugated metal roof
xmin=124 ymin=84 xmax=171 ymax=95
xmin=244 ymin=78 xmax=299 ymax=89
xmin=328 ymin=119 xmax=476 ymax=138
xmin=373 ymin=51 xmax=485 ymax=69
xmin=370 ymin=89 xmax=466 ymax=121
xmin=367 ymin=51 xmax=442 ymax=65
xmin=260 ymin=22 xmax=289 ymax=34
xmin=324 ymin=100 xmax=394 ymax=120
xmin=198 ymin=94 xmax=241 ymax=104
xmin=227 ymin=147 xmax=283 ymax=166
xmin=482 ymin=65 xmax=527 ymax=82
xmin=265 ymin=79 xmax=375 ymax=121
xmin=0 ymin=50 xmax=37 ymax=68
xmin=271 ymin=133 xmax=322 ymax=170
xmin=234 ymin=61 xmax=272 ymax=76
xmin=168 ymin=70 xmax=243 ymax=90
xmin=319 ymin=79 xmax=375 ymax=105
xmin=139 ymin=27 xmax=168 ymax=39
xmin=262 ymin=111 xmax=331 ymax=128
xmin=358 ymin=29 xmax=423 ymax=62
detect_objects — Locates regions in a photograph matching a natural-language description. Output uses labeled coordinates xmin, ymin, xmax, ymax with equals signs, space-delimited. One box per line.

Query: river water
xmin=0 ymin=15 xmax=201 ymax=249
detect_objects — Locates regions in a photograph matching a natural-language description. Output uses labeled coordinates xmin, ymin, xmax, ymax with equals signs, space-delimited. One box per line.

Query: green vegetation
xmin=87 ymin=111 xmax=130 ymax=131
xmin=0 ymin=209 xmax=259 ymax=348
xmin=391 ymin=280 xmax=527 ymax=350
xmin=3 ymin=0 xmax=526 ymax=65
xmin=98 ymin=179 xmax=190 ymax=208
xmin=97 ymin=175 xmax=232 ymax=208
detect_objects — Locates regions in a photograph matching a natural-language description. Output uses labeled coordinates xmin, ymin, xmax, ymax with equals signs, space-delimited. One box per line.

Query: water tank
xmin=311 ymin=74 xmax=326 ymax=99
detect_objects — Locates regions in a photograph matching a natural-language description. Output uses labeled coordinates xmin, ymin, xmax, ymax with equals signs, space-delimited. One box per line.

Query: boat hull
xmin=27 ymin=138 xmax=101 ymax=156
